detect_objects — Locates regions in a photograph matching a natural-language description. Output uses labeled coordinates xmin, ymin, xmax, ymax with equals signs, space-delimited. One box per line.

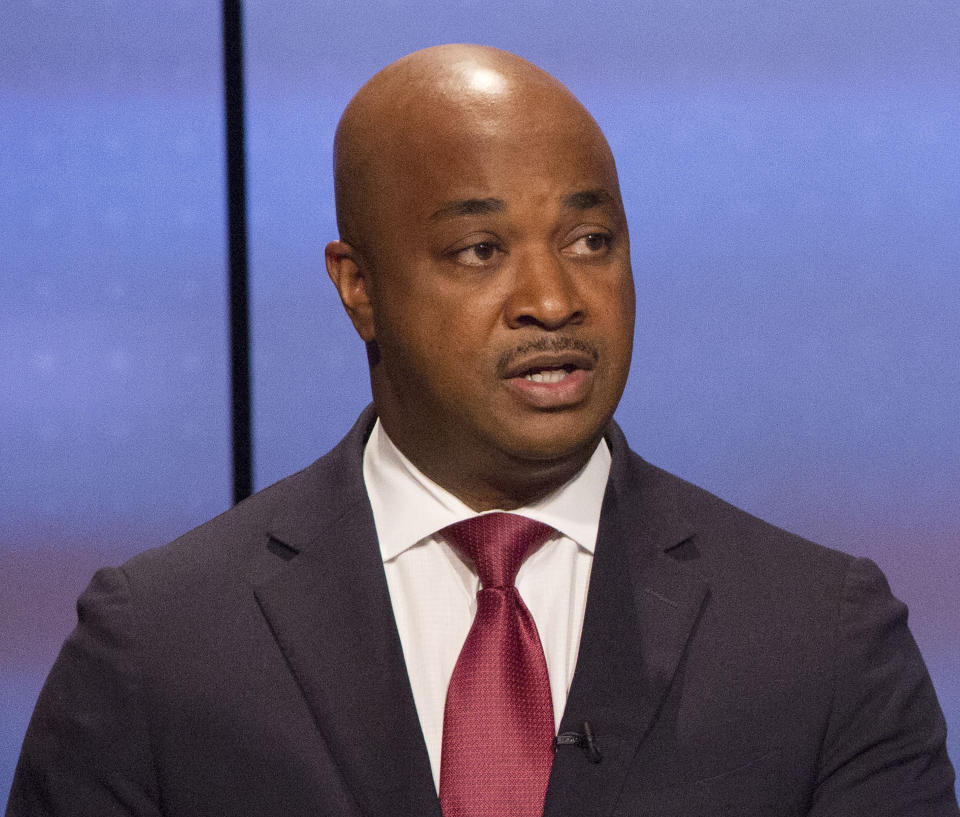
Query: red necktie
xmin=438 ymin=513 xmax=556 ymax=817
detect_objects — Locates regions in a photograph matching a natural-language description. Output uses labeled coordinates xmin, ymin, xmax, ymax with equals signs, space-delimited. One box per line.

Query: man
xmin=7 ymin=44 xmax=958 ymax=816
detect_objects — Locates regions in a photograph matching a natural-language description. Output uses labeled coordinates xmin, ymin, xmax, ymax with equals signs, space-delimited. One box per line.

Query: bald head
xmin=325 ymin=45 xmax=634 ymax=509
xmin=332 ymin=44 xmax=620 ymax=252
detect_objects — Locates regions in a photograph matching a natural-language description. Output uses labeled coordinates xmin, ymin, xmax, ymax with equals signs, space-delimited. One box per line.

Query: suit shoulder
xmin=622 ymin=451 xmax=856 ymax=582
xmin=118 ymin=441 xmax=362 ymax=597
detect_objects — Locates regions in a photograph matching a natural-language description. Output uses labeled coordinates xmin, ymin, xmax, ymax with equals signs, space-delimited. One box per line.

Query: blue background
xmin=2 ymin=0 xmax=958 ymax=803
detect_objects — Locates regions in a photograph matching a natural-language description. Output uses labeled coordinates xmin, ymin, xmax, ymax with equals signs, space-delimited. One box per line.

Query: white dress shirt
xmin=362 ymin=419 xmax=611 ymax=791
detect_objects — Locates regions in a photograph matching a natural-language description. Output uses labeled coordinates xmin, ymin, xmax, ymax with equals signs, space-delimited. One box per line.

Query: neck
xmin=441 ymin=460 xmax=590 ymax=512
xmin=382 ymin=423 xmax=601 ymax=512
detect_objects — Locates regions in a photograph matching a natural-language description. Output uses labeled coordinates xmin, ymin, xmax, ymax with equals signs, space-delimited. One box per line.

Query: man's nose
xmin=504 ymin=247 xmax=585 ymax=330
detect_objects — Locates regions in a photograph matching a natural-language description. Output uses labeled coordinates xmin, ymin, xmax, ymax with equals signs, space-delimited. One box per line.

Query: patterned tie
xmin=438 ymin=513 xmax=556 ymax=817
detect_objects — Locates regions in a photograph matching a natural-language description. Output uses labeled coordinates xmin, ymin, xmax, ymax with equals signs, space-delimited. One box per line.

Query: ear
xmin=325 ymin=240 xmax=375 ymax=342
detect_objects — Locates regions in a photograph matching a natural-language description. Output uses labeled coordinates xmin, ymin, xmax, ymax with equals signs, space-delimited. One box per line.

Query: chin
xmin=495 ymin=416 xmax=607 ymax=465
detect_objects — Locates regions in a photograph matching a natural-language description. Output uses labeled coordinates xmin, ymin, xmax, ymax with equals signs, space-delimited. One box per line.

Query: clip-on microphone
xmin=553 ymin=720 xmax=602 ymax=763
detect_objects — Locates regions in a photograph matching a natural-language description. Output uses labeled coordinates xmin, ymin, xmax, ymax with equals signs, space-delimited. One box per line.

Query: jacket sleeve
xmin=5 ymin=567 xmax=162 ymax=817
xmin=808 ymin=557 xmax=958 ymax=815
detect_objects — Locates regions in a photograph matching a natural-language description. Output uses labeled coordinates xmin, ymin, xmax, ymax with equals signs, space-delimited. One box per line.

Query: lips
xmin=501 ymin=349 xmax=597 ymax=409
xmin=501 ymin=350 xmax=597 ymax=381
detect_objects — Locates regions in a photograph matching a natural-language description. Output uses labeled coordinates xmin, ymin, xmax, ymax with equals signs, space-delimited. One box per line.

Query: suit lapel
xmin=250 ymin=410 xmax=442 ymax=817
xmin=544 ymin=425 xmax=708 ymax=817
xmin=247 ymin=411 xmax=704 ymax=817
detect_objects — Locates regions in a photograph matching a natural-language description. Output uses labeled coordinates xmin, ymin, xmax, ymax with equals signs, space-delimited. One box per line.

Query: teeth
xmin=524 ymin=369 xmax=569 ymax=384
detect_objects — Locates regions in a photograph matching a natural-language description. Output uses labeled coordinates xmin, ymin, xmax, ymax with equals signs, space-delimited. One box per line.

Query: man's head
xmin=326 ymin=45 xmax=635 ymax=509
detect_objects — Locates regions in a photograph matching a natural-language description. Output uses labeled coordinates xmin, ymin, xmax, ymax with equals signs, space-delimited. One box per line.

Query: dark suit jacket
xmin=8 ymin=408 xmax=958 ymax=816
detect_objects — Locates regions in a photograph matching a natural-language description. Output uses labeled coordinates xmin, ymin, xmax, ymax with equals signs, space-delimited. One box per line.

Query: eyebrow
xmin=561 ymin=189 xmax=614 ymax=210
xmin=429 ymin=197 xmax=506 ymax=221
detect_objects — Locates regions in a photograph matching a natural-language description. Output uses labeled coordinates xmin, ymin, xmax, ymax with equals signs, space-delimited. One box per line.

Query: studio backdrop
xmin=2 ymin=0 xmax=958 ymax=803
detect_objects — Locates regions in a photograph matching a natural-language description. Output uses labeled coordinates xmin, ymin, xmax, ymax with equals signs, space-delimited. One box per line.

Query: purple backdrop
xmin=2 ymin=0 xmax=958 ymax=803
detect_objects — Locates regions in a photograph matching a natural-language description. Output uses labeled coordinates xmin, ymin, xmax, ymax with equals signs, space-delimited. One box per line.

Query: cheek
xmin=609 ymin=272 xmax=637 ymax=340
xmin=589 ymin=288 xmax=635 ymax=388
xmin=591 ymin=277 xmax=635 ymax=338
xmin=390 ymin=279 xmax=499 ymax=354
xmin=377 ymin=294 xmax=488 ymax=393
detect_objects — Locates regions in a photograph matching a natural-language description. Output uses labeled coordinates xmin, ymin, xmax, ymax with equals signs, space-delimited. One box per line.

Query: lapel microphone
xmin=553 ymin=720 xmax=602 ymax=763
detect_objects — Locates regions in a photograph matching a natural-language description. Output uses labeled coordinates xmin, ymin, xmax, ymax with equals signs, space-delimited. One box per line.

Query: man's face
xmin=340 ymin=83 xmax=635 ymax=498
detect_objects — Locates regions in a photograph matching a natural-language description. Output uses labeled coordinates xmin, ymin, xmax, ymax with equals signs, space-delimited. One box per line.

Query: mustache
xmin=496 ymin=336 xmax=599 ymax=374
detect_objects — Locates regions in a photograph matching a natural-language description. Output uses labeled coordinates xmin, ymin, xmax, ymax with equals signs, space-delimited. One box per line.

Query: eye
xmin=565 ymin=232 xmax=612 ymax=257
xmin=453 ymin=241 xmax=502 ymax=267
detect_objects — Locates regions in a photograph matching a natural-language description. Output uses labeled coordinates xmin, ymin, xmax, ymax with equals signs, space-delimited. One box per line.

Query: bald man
xmin=8 ymin=45 xmax=957 ymax=817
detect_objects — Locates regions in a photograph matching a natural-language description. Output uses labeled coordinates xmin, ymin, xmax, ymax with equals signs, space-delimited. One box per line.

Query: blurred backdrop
xmin=2 ymin=0 xmax=958 ymax=802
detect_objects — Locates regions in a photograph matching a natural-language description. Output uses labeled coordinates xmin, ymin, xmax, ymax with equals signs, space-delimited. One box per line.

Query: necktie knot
xmin=440 ymin=513 xmax=555 ymax=589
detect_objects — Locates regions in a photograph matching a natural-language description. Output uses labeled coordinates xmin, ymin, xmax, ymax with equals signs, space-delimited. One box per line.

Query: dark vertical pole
xmin=222 ymin=0 xmax=252 ymax=503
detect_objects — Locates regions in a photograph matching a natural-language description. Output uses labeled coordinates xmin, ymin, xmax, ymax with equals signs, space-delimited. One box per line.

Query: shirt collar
xmin=363 ymin=419 xmax=611 ymax=562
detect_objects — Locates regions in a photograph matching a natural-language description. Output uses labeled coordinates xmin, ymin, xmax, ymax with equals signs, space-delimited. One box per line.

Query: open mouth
xmin=500 ymin=346 xmax=597 ymax=407
xmin=522 ymin=364 xmax=578 ymax=384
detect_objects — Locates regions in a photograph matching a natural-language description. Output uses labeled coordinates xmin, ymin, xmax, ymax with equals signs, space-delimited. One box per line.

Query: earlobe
xmin=325 ymin=240 xmax=376 ymax=342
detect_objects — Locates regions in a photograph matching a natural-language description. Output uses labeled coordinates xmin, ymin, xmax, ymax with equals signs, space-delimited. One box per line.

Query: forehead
xmin=370 ymin=92 xmax=621 ymax=221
